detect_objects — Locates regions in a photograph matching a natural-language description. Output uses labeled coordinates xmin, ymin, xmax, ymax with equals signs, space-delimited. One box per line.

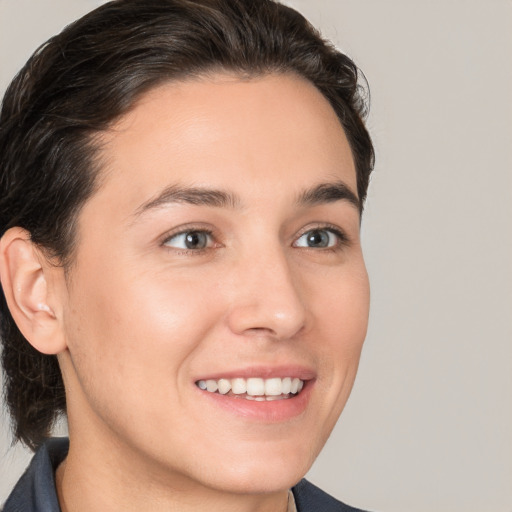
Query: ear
xmin=0 ymin=227 xmax=67 ymax=355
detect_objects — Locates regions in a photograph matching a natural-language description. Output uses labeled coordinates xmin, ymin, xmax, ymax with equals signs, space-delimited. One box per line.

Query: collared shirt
xmin=287 ymin=489 xmax=298 ymax=512
xmin=3 ymin=438 xmax=369 ymax=512
xmin=3 ymin=438 xmax=65 ymax=512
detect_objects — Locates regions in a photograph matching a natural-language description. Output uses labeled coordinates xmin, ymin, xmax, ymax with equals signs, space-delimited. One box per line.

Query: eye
xmin=294 ymin=228 xmax=342 ymax=249
xmin=163 ymin=230 xmax=213 ymax=250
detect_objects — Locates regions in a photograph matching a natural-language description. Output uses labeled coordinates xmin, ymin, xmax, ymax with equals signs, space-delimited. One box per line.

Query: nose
xmin=225 ymin=247 xmax=307 ymax=340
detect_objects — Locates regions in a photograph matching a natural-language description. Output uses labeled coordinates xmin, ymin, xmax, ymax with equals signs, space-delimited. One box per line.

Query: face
xmin=55 ymin=73 xmax=370 ymax=495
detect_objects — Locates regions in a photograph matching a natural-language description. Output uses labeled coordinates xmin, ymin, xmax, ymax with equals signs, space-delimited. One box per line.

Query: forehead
xmin=90 ymin=72 xmax=357 ymax=215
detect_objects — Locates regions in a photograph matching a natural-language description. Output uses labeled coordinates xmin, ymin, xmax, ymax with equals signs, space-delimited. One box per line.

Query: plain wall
xmin=1 ymin=1 xmax=511 ymax=511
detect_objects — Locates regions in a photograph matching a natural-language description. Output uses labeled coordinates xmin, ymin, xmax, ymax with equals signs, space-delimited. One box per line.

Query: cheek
xmin=310 ymin=262 xmax=370 ymax=406
xmin=62 ymin=263 xmax=221 ymax=410
xmin=313 ymin=261 xmax=370 ymax=350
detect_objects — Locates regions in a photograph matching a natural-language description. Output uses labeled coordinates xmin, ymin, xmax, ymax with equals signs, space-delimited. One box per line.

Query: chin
xmin=196 ymin=442 xmax=317 ymax=495
xmin=205 ymin=466 xmax=306 ymax=496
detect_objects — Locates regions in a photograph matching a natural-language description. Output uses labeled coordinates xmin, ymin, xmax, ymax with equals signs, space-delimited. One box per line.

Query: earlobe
xmin=0 ymin=227 xmax=67 ymax=355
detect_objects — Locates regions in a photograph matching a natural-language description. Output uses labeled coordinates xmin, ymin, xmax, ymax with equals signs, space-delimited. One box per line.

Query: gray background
xmin=1 ymin=1 xmax=511 ymax=511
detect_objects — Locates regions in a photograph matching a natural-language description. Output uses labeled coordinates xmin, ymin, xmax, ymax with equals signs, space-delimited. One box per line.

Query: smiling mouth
xmin=195 ymin=377 xmax=304 ymax=401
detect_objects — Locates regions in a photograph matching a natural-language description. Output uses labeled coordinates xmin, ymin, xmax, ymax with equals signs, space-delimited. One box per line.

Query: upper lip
xmin=194 ymin=365 xmax=316 ymax=382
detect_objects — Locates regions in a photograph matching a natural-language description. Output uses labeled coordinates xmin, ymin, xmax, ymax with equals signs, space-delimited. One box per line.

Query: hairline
xmin=61 ymin=68 xmax=363 ymax=271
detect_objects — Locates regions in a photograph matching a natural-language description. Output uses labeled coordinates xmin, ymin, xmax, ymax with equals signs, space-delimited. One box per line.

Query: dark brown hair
xmin=0 ymin=0 xmax=374 ymax=450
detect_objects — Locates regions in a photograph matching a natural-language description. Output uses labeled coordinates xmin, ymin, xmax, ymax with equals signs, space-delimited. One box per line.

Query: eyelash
xmin=162 ymin=226 xmax=216 ymax=254
xmin=161 ymin=223 xmax=349 ymax=254
xmin=293 ymin=224 xmax=349 ymax=251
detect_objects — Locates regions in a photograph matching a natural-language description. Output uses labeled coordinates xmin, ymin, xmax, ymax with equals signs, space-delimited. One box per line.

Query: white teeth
xmin=265 ymin=377 xmax=283 ymax=396
xmin=231 ymin=378 xmax=247 ymax=394
xmin=246 ymin=378 xmax=265 ymax=396
xmin=206 ymin=379 xmax=218 ymax=393
xmin=265 ymin=395 xmax=284 ymax=401
xmin=245 ymin=395 xmax=288 ymax=401
xmin=196 ymin=376 xmax=305 ymax=398
xmin=290 ymin=378 xmax=301 ymax=394
xmin=281 ymin=377 xmax=292 ymax=394
xmin=217 ymin=378 xmax=231 ymax=395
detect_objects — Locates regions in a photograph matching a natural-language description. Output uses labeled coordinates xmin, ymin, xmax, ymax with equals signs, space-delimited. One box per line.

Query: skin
xmin=2 ymin=73 xmax=370 ymax=512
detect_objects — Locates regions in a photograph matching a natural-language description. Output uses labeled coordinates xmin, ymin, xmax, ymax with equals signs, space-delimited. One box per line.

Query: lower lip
xmin=195 ymin=381 xmax=314 ymax=423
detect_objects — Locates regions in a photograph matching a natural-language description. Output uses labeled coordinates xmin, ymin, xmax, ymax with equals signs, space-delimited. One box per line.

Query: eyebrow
xmin=296 ymin=181 xmax=360 ymax=211
xmin=133 ymin=179 xmax=359 ymax=218
xmin=134 ymin=184 xmax=240 ymax=217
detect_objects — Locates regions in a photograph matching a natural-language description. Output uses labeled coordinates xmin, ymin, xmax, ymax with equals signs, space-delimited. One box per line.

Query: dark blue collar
xmin=3 ymin=438 xmax=369 ymax=512
xmin=3 ymin=438 xmax=67 ymax=512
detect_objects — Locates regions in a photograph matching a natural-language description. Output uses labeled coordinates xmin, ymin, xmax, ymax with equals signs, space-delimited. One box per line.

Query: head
xmin=0 ymin=0 xmax=374 ymax=495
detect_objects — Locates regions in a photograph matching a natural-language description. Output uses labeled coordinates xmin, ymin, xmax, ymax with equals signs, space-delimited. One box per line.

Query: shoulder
xmin=292 ymin=479 xmax=373 ymax=512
